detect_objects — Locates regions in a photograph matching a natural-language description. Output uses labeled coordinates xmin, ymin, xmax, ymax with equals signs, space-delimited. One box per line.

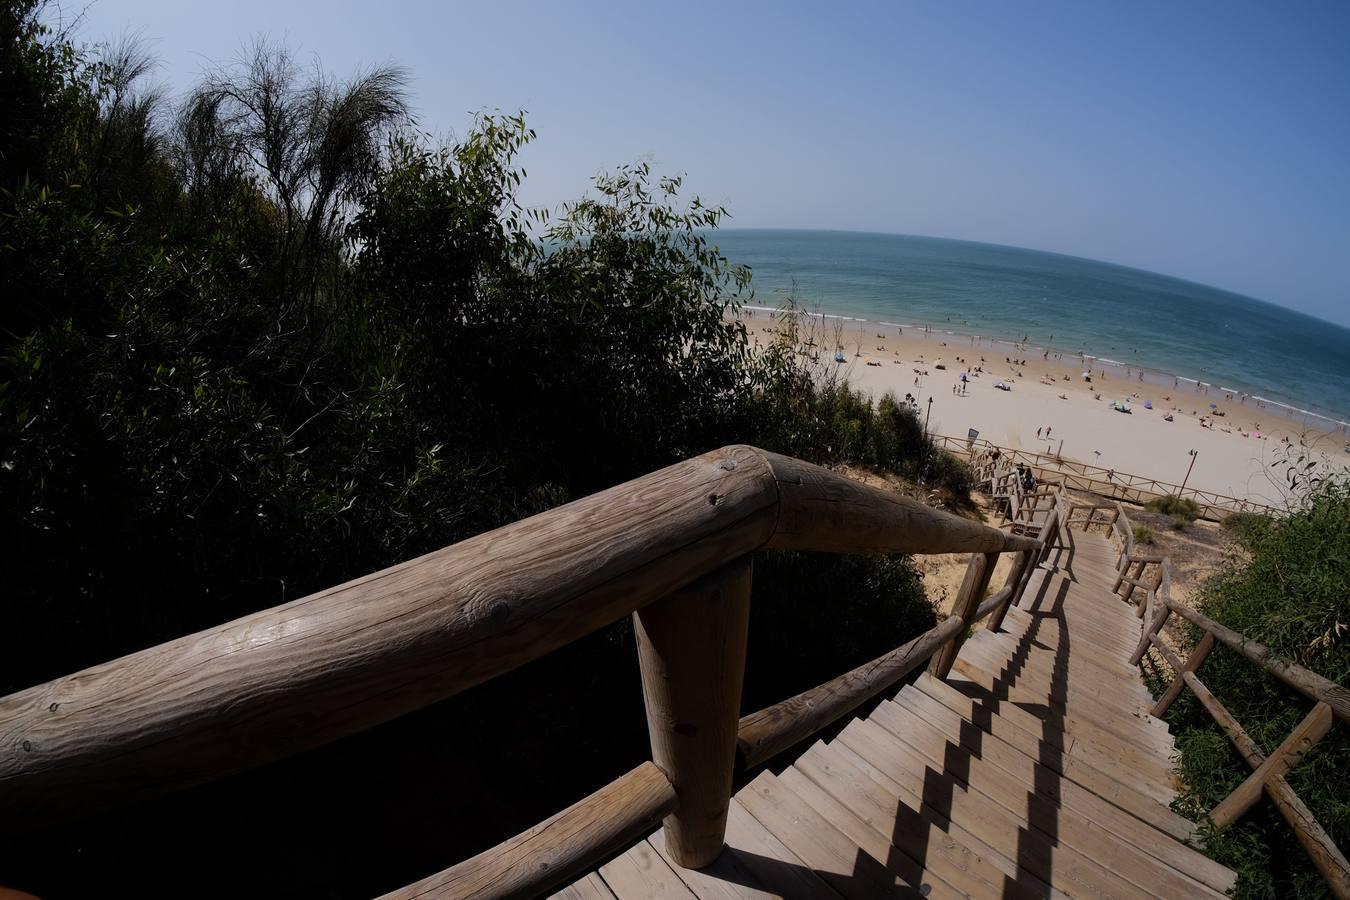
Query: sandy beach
xmin=737 ymin=310 xmax=1350 ymax=507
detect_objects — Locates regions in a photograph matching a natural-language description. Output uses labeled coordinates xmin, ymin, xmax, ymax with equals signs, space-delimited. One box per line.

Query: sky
xmin=63 ymin=0 xmax=1350 ymax=326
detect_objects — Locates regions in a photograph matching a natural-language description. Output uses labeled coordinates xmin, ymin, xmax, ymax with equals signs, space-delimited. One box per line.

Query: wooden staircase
xmin=555 ymin=528 xmax=1239 ymax=899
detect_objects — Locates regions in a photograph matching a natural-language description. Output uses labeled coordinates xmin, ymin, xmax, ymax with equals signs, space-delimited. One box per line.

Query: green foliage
xmin=0 ymin=11 xmax=956 ymax=897
xmin=1223 ymin=510 xmax=1274 ymax=549
xmin=1133 ymin=525 xmax=1157 ymax=545
xmin=1160 ymin=480 xmax=1350 ymax=899
xmin=1145 ymin=493 xmax=1201 ymax=521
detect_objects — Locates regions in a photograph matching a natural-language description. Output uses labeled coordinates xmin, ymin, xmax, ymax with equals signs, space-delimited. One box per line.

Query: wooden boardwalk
xmin=555 ymin=528 xmax=1238 ymax=899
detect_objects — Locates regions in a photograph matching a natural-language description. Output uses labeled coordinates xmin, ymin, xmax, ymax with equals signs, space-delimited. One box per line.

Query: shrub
xmin=1146 ymin=494 xmax=1202 ymax=521
xmin=1158 ymin=480 xmax=1350 ymax=899
xmin=1133 ymin=525 xmax=1157 ymax=545
xmin=1223 ymin=511 xmax=1273 ymax=549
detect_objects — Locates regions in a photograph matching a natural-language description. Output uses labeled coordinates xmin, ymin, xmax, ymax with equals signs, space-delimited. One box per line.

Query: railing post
xmin=1130 ymin=604 xmax=1170 ymax=666
xmin=929 ymin=552 xmax=997 ymax=679
xmin=634 ymin=556 xmax=753 ymax=868
xmin=1151 ymin=631 xmax=1215 ymax=716
xmin=1209 ymin=701 xmax=1334 ymax=830
xmin=986 ymin=550 xmax=1030 ymax=633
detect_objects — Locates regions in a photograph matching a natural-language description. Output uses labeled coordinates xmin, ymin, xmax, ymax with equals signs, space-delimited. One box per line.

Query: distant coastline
xmin=713 ymin=229 xmax=1350 ymax=430
xmin=739 ymin=304 xmax=1350 ymax=436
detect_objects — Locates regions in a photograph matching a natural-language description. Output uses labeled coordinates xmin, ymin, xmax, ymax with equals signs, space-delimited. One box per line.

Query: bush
xmin=1157 ymin=480 xmax=1350 ymax=899
xmin=1146 ymin=494 xmax=1202 ymax=521
xmin=1223 ymin=511 xmax=1273 ymax=549
xmin=1133 ymin=525 xmax=1157 ymax=545
xmin=0 ymin=12 xmax=962 ymax=897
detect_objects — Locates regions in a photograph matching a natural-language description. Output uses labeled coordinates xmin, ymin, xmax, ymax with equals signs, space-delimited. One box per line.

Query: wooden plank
xmin=950 ymin=657 xmax=1174 ymax=754
xmin=775 ymin=765 xmax=959 ymax=897
xmin=826 ymin=735 xmax=1067 ymax=897
xmin=379 ymin=763 xmax=675 ymax=900
xmin=952 ymin=643 xmax=1167 ymax=739
xmin=549 ymin=872 xmax=616 ymax=900
xmin=874 ymin=695 xmax=1196 ymax=851
xmin=722 ymin=800 xmax=846 ymax=899
xmin=895 ymin=685 xmax=1176 ymax=810
xmin=650 ymin=813 xmax=840 ymax=900
xmin=599 ymin=842 xmax=697 ymax=900
xmin=735 ymin=771 xmax=925 ymax=899
xmin=966 ymin=629 xmax=1154 ymax=697
xmin=871 ymin=701 xmax=1229 ymax=897
xmin=913 ymin=672 xmax=1176 ymax=797
xmin=788 ymin=742 xmax=1060 ymax=900
xmin=835 ymin=719 xmax=1160 ymax=900
xmin=946 ymin=662 xmax=1171 ymax=757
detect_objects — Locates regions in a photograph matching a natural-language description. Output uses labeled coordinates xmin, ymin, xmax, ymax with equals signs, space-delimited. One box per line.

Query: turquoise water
xmin=712 ymin=229 xmax=1350 ymax=431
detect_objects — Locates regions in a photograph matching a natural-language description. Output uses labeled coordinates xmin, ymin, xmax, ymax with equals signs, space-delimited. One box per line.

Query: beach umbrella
xmin=1210 ymin=403 xmax=1217 ymax=408
xmin=1144 ymin=400 xmax=1152 ymax=409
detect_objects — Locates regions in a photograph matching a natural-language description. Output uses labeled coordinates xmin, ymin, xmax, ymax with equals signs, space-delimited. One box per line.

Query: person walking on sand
xmin=1046 ymin=425 xmax=1052 ymax=438
xmin=1037 ymin=427 xmax=1043 ymax=439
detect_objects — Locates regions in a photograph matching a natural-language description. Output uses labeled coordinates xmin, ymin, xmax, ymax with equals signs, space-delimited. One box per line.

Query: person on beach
xmin=1037 ymin=427 xmax=1043 ymax=439
xmin=1046 ymin=425 xmax=1053 ymax=438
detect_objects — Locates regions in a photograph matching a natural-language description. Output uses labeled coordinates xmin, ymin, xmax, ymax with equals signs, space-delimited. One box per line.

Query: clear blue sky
xmin=67 ymin=0 xmax=1350 ymax=325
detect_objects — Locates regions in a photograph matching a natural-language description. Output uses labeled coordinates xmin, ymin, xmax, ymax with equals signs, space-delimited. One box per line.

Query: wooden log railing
xmin=1114 ymin=503 xmax=1350 ymax=899
xmin=933 ymin=433 xmax=1278 ymax=521
xmin=0 ymin=445 xmax=1048 ymax=899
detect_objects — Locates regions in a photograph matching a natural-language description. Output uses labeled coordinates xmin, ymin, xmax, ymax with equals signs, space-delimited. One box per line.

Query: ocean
xmin=710 ymin=229 xmax=1350 ymax=432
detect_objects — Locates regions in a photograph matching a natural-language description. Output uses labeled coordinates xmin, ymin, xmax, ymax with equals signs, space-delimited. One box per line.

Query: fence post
xmin=1151 ymin=632 xmax=1215 ymax=716
xmin=986 ymin=550 xmax=1030 ymax=633
xmin=929 ymin=552 xmax=997 ymax=679
xmin=1209 ymin=701 xmax=1334 ymax=830
xmin=634 ymin=556 xmax=753 ymax=868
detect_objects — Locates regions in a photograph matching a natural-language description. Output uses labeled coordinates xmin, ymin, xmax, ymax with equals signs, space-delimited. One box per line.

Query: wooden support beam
xmin=1129 ymin=604 xmax=1170 ymax=666
xmin=1167 ymin=600 xmax=1350 ymax=723
xmin=1152 ymin=632 xmax=1215 ymax=717
xmin=378 ymin=762 xmax=676 ymax=899
xmin=635 ymin=557 xmax=752 ymax=868
xmin=1210 ymin=702 xmax=1334 ymax=829
xmin=986 ymin=550 xmax=1031 ymax=633
xmin=928 ymin=552 xmax=997 ymax=679
xmin=1184 ymin=673 xmax=1350 ymax=898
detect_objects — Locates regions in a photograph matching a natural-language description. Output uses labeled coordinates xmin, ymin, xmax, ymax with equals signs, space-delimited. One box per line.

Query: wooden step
xmin=950 ymin=657 xmax=1174 ymax=755
xmin=836 ymin=718 xmax=1163 ymax=900
xmin=965 ymin=629 xmax=1155 ymax=703
xmin=874 ymin=696 xmax=1192 ymax=847
xmin=860 ymin=709 xmax=1229 ymax=900
xmin=783 ymin=747 xmax=1052 ymax=899
xmin=912 ymin=672 xmax=1176 ymax=798
xmin=955 ymin=636 xmax=1157 ymax=718
xmin=736 ymin=770 xmax=929 ymax=898
xmin=894 ymin=683 xmax=1176 ymax=808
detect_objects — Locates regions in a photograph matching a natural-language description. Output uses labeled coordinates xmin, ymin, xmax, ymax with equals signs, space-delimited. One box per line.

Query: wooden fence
xmin=1105 ymin=501 xmax=1350 ymax=899
xmin=932 ymin=433 xmax=1279 ymax=521
xmin=0 ymin=446 xmax=1045 ymax=899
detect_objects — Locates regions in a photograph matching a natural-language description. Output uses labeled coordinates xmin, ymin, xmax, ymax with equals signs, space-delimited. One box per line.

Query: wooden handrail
xmin=934 ymin=433 xmax=1279 ymax=521
xmin=1115 ymin=491 xmax=1349 ymax=897
xmin=0 ymin=445 xmax=1038 ymax=829
xmin=377 ymin=762 xmax=677 ymax=900
xmin=1163 ymin=598 xmax=1350 ymax=722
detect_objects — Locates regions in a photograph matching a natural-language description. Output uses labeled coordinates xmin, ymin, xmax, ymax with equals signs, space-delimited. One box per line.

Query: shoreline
xmin=740 ymin=304 xmax=1350 ymax=435
xmin=734 ymin=306 xmax=1350 ymax=506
